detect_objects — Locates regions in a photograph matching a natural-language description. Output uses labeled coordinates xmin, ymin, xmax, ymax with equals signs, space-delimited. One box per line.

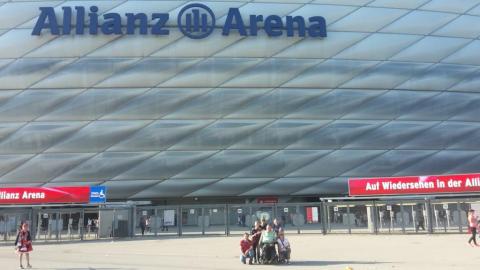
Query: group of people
xmin=239 ymin=218 xmax=291 ymax=265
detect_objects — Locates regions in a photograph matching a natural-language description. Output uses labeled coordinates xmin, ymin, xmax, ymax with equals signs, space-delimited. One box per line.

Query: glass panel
xmin=229 ymin=205 xmax=251 ymax=235
xmin=349 ymin=204 xmax=369 ymax=234
xmin=58 ymin=211 xmax=81 ymax=240
xmin=35 ymin=212 xmax=60 ymax=241
xmin=155 ymin=208 xmax=178 ymax=236
xmin=431 ymin=202 xmax=459 ymax=233
xmin=1 ymin=211 xmax=30 ymax=242
xmin=83 ymin=210 xmax=99 ymax=240
xmin=326 ymin=204 xmax=349 ymax=233
xmin=181 ymin=207 xmax=203 ymax=235
xmin=135 ymin=208 xmax=155 ymax=236
xmin=459 ymin=201 xmax=471 ymax=233
xmin=376 ymin=202 xmax=402 ymax=234
xmin=204 ymin=207 xmax=226 ymax=235
xmin=251 ymin=205 xmax=275 ymax=226
xmin=274 ymin=205 xmax=298 ymax=234
xmin=403 ymin=202 xmax=428 ymax=234
xmin=298 ymin=205 xmax=323 ymax=234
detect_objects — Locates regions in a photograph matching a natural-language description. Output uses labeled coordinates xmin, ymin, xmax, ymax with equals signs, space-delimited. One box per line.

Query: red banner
xmin=256 ymin=197 xmax=278 ymax=204
xmin=0 ymin=187 xmax=91 ymax=204
xmin=349 ymin=173 xmax=480 ymax=196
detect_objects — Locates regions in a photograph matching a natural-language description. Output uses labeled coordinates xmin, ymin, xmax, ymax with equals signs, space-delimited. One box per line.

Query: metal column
xmin=425 ymin=198 xmax=434 ymax=234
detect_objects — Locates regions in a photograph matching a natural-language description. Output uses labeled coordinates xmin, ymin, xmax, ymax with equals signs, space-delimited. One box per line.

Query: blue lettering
xmin=31 ymin=5 xmax=327 ymax=38
xmin=151 ymin=13 xmax=169 ymax=35
xmin=222 ymin=8 xmax=247 ymax=36
xmin=88 ymin=6 xmax=99 ymax=35
xmin=75 ymin=6 xmax=85 ymax=35
xmin=101 ymin=13 xmax=122 ymax=35
xmin=62 ymin=7 xmax=72 ymax=35
xmin=264 ymin=15 xmax=283 ymax=37
xmin=32 ymin=7 xmax=59 ymax=35
xmin=249 ymin=15 xmax=263 ymax=36
xmin=126 ymin=13 xmax=148 ymax=35
xmin=308 ymin=16 xmax=327 ymax=37
xmin=286 ymin=16 xmax=306 ymax=37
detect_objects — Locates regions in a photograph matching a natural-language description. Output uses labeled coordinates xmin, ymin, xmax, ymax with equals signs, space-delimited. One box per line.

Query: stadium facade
xmin=1 ymin=0 xmax=480 ymax=203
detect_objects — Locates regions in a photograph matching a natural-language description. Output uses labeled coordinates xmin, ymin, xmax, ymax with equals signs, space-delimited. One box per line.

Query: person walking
xmin=15 ymin=223 xmax=33 ymax=269
xmin=467 ymin=209 xmax=478 ymax=247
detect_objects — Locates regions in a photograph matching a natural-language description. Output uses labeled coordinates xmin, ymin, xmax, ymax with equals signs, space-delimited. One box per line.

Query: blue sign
xmin=89 ymin=186 xmax=106 ymax=204
xmin=31 ymin=3 xmax=327 ymax=39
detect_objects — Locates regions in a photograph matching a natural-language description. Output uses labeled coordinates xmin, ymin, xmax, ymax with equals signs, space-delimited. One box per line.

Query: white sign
xmin=213 ymin=209 xmax=218 ymax=213
xmin=190 ymin=209 xmax=195 ymax=214
xmin=284 ymin=208 xmax=289 ymax=213
xmin=142 ymin=211 xmax=147 ymax=216
xmin=443 ymin=204 xmax=449 ymax=210
xmin=312 ymin=207 xmax=319 ymax=223
xmin=237 ymin=209 xmax=242 ymax=214
xmin=333 ymin=207 xmax=338 ymax=212
xmin=387 ymin=205 xmax=392 ymax=211
xmin=42 ymin=213 xmax=48 ymax=218
xmin=163 ymin=210 xmax=175 ymax=226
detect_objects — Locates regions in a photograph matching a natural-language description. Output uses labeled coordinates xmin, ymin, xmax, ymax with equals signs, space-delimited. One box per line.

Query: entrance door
xmin=58 ymin=211 xmax=82 ymax=240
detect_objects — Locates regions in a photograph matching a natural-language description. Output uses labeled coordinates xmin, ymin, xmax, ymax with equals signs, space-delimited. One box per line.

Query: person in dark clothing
xmin=250 ymin=221 xmax=262 ymax=263
xmin=416 ymin=212 xmax=425 ymax=231
xmin=139 ymin=216 xmax=146 ymax=236
xmin=15 ymin=223 xmax=33 ymax=269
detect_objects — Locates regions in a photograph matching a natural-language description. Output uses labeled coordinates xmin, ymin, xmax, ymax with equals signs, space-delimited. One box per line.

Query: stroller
xmin=258 ymin=242 xmax=278 ymax=264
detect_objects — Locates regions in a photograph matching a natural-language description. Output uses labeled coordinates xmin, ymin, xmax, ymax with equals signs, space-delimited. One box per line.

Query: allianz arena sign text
xmin=31 ymin=3 xmax=327 ymax=39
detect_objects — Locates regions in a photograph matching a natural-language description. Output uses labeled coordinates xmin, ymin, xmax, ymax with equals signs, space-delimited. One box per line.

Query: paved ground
xmin=0 ymin=234 xmax=478 ymax=269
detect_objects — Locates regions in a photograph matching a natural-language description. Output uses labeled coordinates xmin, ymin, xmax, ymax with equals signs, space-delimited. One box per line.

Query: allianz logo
xmin=32 ymin=3 xmax=327 ymax=39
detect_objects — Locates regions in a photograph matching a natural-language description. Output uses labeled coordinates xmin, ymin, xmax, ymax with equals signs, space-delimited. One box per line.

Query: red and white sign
xmin=0 ymin=186 xmax=91 ymax=205
xmin=349 ymin=173 xmax=480 ymax=196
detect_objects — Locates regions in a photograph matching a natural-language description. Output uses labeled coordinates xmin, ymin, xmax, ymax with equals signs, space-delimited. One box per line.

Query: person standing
xmin=467 ymin=209 xmax=478 ymax=247
xmin=272 ymin=218 xmax=283 ymax=235
xmin=15 ymin=223 xmax=33 ymax=269
xmin=416 ymin=211 xmax=425 ymax=231
xmin=250 ymin=221 xmax=262 ymax=264
xmin=277 ymin=229 xmax=291 ymax=264
xmin=139 ymin=216 xmax=146 ymax=236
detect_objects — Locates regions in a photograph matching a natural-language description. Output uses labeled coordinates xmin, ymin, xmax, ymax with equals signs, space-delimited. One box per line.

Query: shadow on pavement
xmin=289 ymin=260 xmax=390 ymax=266
xmin=48 ymin=268 xmax=137 ymax=270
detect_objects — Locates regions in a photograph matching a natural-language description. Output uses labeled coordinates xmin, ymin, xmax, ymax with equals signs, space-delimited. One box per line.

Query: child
xmin=240 ymin=232 xmax=254 ymax=265
xmin=277 ymin=229 xmax=291 ymax=264
xmin=15 ymin=223 xmax=33 ymax=269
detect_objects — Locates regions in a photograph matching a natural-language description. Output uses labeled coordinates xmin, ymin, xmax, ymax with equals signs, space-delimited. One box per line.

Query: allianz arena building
xmin=1 ymin=0 xmax=480 ymax=204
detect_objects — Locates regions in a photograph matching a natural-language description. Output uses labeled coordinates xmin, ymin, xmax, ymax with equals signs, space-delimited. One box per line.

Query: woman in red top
xmin=15 ymin=222 xmax=33 ymax=269
xmin=467 ymin=209 xmax=478 ymax=247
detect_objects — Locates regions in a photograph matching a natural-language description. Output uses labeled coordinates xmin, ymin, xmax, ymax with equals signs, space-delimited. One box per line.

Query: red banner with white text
xmin=349 ymin=173 xmax=480 ymax=196
xmin=0 ymin=187 xmax=91 ymax=204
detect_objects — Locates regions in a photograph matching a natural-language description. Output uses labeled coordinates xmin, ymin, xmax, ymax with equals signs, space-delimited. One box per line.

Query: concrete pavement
xmin=0 ymin=234 xmax=478 ymax=269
